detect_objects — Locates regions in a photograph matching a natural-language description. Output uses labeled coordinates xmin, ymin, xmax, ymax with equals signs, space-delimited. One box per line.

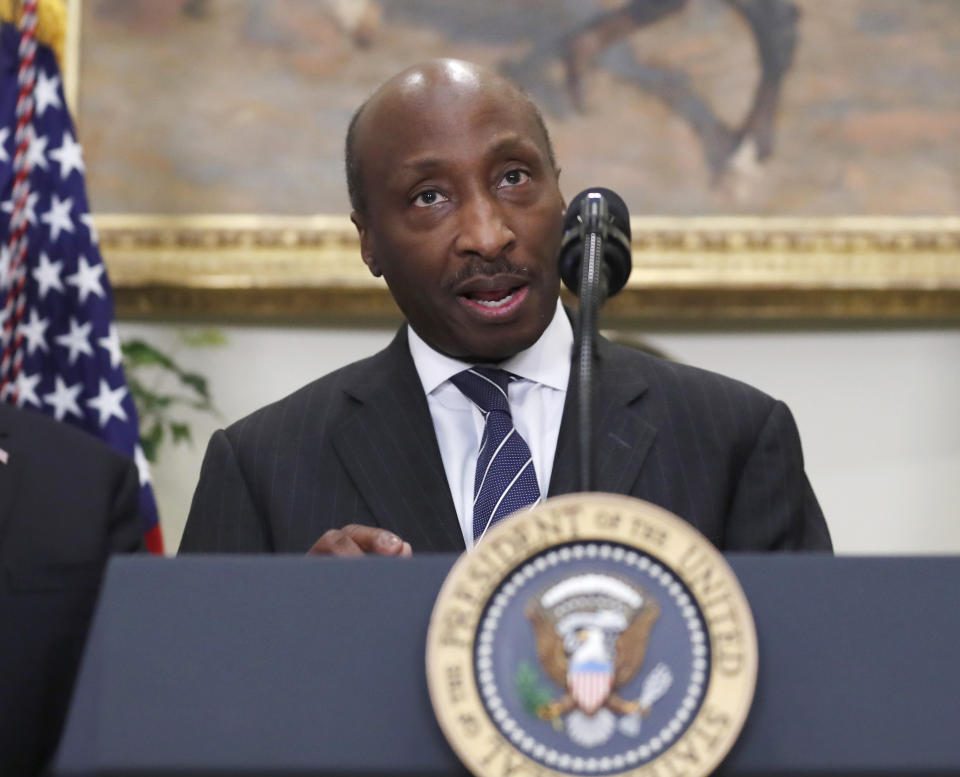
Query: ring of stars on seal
xmin=427 ymin=493 xmax=758 ymax=777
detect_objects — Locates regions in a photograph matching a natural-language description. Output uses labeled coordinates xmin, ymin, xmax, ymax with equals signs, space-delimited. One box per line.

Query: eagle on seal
xmin=525 ymin=573 xmax=661 ymax=722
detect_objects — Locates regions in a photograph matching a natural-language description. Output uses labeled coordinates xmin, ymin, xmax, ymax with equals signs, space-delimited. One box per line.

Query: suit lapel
xmin=331 ymin=329 xmax=465 ymax=552
xmin=549 ymin=335 xmax=657 ymax=497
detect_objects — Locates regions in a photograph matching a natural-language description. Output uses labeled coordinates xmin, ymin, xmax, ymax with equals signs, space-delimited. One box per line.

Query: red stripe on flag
xmin=145 ymin=524 xmax=165 ymax=555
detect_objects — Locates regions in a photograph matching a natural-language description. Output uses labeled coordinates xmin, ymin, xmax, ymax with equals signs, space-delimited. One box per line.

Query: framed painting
xmin=69 ymin=0 xmax=960 ymax=322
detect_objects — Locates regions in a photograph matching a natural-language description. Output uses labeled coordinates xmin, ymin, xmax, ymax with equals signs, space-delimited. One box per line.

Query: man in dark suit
xmin=181 ymin=59 xmax=830 ymax=556
xmin=0 ymin=402 xmax=144 ymax=776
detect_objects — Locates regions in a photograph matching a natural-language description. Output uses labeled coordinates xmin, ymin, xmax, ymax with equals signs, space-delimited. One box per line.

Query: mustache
xmin=444 ymin=258 xmax=532 ymax=291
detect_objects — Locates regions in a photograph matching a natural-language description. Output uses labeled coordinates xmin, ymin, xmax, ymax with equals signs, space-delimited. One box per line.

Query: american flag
xmin=0 ymin=17 xmax=163 ymax=552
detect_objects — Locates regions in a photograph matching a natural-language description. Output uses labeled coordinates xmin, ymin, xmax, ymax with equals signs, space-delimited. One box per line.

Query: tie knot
xmin=450 ymin=367 xmax=513 ymax=415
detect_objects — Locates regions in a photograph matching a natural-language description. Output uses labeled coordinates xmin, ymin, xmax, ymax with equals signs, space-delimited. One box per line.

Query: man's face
xmin=352 ymin=73 xmax=564 ymax=362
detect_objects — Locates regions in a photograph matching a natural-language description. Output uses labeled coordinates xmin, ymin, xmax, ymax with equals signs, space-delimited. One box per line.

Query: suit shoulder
xmin=0 ymin=403 xmax=130 ymax=470
xmin=604 ymin=339 xmax=777 ymax=415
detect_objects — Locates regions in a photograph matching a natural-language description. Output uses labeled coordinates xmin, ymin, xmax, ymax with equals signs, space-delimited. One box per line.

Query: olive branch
xmin=515 ymin=661 xmax=556 ymax=718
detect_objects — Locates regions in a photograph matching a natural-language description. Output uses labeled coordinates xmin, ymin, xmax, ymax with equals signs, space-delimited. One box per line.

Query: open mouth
xmin=467 ymin=288 xmax=521 ymax=308
xmin=458 ymin=284 xmax=529 ymax=317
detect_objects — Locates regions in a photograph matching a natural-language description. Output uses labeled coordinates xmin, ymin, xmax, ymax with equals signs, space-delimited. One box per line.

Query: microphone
xmin=558 ymin=187 xmax=632 ymax=299
xmin=558 ymin=188 xmax=632 ymax=495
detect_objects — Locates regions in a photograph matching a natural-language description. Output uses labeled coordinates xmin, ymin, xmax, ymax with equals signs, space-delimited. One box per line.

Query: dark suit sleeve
xmin=180 ymin=429 xmax=273 ymax=553
xmin=724 ymin=400 xmax=832 ymax=551
xmin=109 ymin=459 xmax=147 ymax=553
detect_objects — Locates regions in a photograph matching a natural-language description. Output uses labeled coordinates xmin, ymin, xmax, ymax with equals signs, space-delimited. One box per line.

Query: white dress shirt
xmin=408 ymin=300 xmax=573 ymax=549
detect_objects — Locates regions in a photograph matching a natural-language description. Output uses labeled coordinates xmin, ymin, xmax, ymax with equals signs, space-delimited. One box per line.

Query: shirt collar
xmin=408 ymin=299 xmax=573 ymax=395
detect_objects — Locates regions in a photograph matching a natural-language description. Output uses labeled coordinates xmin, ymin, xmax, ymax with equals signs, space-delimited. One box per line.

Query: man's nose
xmin=453 ymin=193 xmax=516 ymax=260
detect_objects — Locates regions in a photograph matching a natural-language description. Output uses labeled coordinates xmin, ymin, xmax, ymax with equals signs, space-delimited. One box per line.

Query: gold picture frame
xmin=96 ymin=214 xmax=960 ymax=323
xmin=67 ymin=2 xmax=960 ymax=324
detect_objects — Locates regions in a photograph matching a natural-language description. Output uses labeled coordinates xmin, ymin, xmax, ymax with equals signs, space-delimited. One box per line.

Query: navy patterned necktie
xmin=450 ymin=367 xmax=541 ymax=543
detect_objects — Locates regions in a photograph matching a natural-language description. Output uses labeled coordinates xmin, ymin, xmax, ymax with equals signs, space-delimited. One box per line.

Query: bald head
xmin=344 ymin=59 xmax=557 ymax=215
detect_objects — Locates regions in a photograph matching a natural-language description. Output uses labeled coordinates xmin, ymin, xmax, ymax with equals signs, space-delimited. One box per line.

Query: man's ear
xmin=557 ymin=168 xmax=566 ymax=219
xmin=351 ymin=211 xmax=381 ymax=277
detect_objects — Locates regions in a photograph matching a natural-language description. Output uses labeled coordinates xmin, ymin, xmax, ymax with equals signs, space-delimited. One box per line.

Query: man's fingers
xmin=343 ymin=524 xmax=408 ymax=555
xmin=308 ymin=528 xmax=365 ymax=556
xmin=307 ymin=525 xmax=410 ymax=556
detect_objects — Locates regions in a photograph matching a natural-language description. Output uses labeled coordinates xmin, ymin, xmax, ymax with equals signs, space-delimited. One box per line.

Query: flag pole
xmin=0 ymin=0 xmax=38 ymax=403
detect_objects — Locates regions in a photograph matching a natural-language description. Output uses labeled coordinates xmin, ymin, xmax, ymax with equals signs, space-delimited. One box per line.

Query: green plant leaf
xmin=140 ymin=421 xmax=165 ymax=463
xmin=123 ymin=329 xmax=225 ymax=464
xmin=126 ymin=375 xmax=149 ymax=402
xmin=122 ymin=339 xmax=176 ymax=370
xmin=170 ymin=422 xmax=192 ymax=445
xmin=137 ymin=391 xmax=174 ymax=411
xmin=179 ymin=372 xmax=209 ymax=398
xmin=140 ymin=436 xmax=157 ymax=462
xmin=179 ymin=328 xmax=228 ymax=347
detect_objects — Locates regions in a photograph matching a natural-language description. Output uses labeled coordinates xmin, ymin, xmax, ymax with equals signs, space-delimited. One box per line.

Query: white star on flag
xmin=31 ymin=252 xmax=64 ymax=298
xmin=41 ymin=194 xmax=74 ymax=242
xmin=33 ymin=69 xmax=63 ymax=117
xmin=0 ymin=447 xmax=8 ymax=465
xmin=0 ymin=126 xmax=9 ymax=163
xmin=14 ymin=371 xmax=42 ymax=408
xmin=86 ymin=379 xmax=129 ymax=427
xmin=43 ymin=375 xmax=84 ymax=421
xmin=134 ymin=444 xmax=152 ymax=486
xmin=25 ymin=128 xmax=50 ymax=170
xmin=98 ymin=323 xmax=123 ymax=369
xmin=19 ymin=309 xmax=50 ymax=355
xmin=49 ymin=131 xmax=85 ymax=180
xmin=55 ymin=317 xmax=94 ymax=364
xmin=80 ymin=212 xmax=99 ymax=244
xmin=65 ymin=255 xmax=104 ymax=303
xmin=2 ymin=191 xmax=40 ymax=226
xmin=0 ymin=244 xmax=10 ymax=286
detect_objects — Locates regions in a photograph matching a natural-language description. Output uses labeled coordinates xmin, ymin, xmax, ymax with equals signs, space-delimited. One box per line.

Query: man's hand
xmin=307 ymin=524 xmax=413 ymax=557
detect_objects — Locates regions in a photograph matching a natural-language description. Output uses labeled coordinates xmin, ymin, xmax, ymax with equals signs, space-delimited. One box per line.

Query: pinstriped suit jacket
xmin=180 ymin=326 xmax=831 ymax=554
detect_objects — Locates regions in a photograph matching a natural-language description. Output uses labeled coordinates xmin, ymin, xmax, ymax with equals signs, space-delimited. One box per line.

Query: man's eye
xmin=413 ymin=190 xmax=448 ymax=207
xmin=499 ymin=169 xmax=530 ymax=187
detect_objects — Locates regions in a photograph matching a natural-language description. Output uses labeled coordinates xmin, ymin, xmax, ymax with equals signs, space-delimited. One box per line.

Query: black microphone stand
xmin=575 ymin=193 xmax=609 ymax=493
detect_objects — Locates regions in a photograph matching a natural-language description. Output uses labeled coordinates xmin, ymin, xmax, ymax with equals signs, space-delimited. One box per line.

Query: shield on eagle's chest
xmin=567 ymin=660 xmax=614 ymax=715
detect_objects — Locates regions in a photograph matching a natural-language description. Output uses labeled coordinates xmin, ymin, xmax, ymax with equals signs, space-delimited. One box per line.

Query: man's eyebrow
xmin=389 ymin=135 xmax=542 ymax=185
xmin=486 ymin=133 xmax=541 ymax=158
xmin=386 ymin=156 xmax=446 ymax=188
xmin=399 ymin=156 xmax=445 ymax=173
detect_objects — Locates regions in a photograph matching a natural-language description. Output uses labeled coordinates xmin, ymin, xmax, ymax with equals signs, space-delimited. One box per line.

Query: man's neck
xmin=407 ymin=299 xmax=572 ymax=395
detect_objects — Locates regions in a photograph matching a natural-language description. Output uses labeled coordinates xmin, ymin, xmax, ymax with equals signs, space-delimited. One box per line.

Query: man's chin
xmin=408 ymin=298 xmax=554 ymax=363
xmin=442 ymin=327 xmax=544 ymax=364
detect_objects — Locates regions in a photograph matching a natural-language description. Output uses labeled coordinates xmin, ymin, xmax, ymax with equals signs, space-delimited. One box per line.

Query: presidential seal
xmin=426 ymin=494 xmax=757 ymax=777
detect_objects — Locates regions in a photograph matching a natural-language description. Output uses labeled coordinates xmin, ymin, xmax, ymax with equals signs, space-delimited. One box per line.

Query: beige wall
xmin=119 ymin=322 xmax=960 ymax=556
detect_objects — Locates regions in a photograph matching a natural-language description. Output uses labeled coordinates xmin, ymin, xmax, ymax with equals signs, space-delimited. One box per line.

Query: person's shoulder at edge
xmin=0 ymin=402 xmax=146 ymax=555
xmin=599 ymin=335 xmax=779 ymax=418
xmin=601 ymin=337 xmax=832 ymax=552
xmin=1 ymin=400 xmax=139 ymax=467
